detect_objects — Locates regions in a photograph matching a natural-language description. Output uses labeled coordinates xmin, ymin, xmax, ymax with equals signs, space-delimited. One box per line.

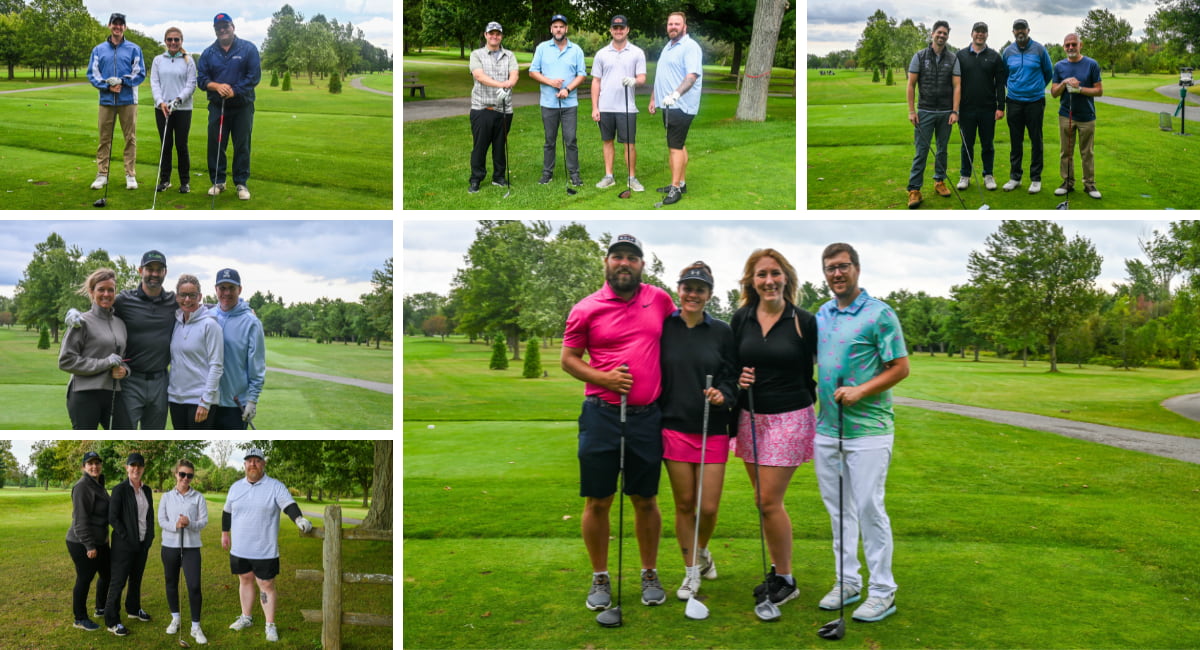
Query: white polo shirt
xmin=224 ymin=474 xmax=296 ymax=560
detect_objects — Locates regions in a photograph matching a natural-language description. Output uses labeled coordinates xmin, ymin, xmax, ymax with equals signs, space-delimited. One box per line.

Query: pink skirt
xmin=730 ymin=406 xmax=816 ymax=467
xmin=662 ymin=428 xmax=730 ymax=464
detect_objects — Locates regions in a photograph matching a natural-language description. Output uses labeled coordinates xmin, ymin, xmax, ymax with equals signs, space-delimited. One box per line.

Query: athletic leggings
xmin=67 ymin=388 xmax=117 ymax=430
xmin=161 ymin=546 xmax=202 ymax=622
xmin=67 ymin=540 xmax=110 ymax=621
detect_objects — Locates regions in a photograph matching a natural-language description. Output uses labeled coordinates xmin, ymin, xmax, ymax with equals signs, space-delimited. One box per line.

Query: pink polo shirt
xmin=563 ymin=282 xmax=676 ymax=407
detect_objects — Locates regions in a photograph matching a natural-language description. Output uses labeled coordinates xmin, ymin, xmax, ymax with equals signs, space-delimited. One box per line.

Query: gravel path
xmin=267 ymin=367 xmax=392 ymax=394
xmin=1163 ymin=392 xmax=1200 ymax=422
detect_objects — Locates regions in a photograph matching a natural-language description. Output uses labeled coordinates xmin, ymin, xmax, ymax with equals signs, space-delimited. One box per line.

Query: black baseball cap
xmin=140 ymin=250 xmax=167 ymax=267
xmin=108 ymin=13 xmax=126 ymax=25
xmin=82 ymin=451 xmax=101 ymax=465
xmin=972 ymin=22 xmax=988 ymax=33
xmin=1013 ymin=19 xmax=1029 ymax=29
xmin=126 ymin=452 xmax=145 ymax=466
xmin=611 ymin=15 xmax=629 ymax=28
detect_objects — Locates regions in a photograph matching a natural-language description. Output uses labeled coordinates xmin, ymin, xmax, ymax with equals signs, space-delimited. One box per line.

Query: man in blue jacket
xmin=212 ymin=268 xmax=266 ymax=430
xmin=197 ymin=13 xmax=262 ymax=202
xmin=88 ymin=13 xmax=145 ymax=192
xmin=1000 ymin=19 xmax=1053 ymax=194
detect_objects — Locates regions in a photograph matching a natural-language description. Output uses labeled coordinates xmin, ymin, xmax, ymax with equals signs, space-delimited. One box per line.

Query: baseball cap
xmin=140 ymin=250 xmax=167 ymax=267
xmin=485 ymin=21 xmax=503 ymax=33
xmin=213 ymin=13 xmax=233 ymax=26
xmin=108 ymin=13 xmax=126 ymax=25
xmin=126 ymin=452 xmax=145 ymax=466
xmin=608 ymin=234 xmax=643 ymax=257
xmin=82 ymin=451 xmax=101 ymax=465
xmin=244 ymin=448 xmax=265 ymax=461
xmin=550 ymin=14 xmax=568 ymax=25
xmin=1013 ymin=19 xmax=1029 ymax=29
xmin=611 ymin=15 xmax=629 ymax=28
xmin=972 ymin=22 xmax=988 ymax=33
xmin=215 ymin=268 xmax=241 ymax=287
xmin=679 ymin=264 xmax=713 ymax=288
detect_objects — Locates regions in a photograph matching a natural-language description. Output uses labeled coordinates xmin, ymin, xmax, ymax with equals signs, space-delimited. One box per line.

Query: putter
xmin=653 ymin=106 xmax=670 ymax=208
xmin=684 ymin=375 xmax=713 ymax=621
xmin=618 ymin=84 xmax=633 ymax=199
xmin=596 ymin=392 xmax=627 ymax=628
xmin=177 ymin=519 xmax=190 ymax=648
xmin=956 ymin=122 xmax=990 ymax=210
xmin=210 ymin=98 xmax=226 ymax=210
xmin=559 ymin=96 xmax=577 ymax=195
xmin=93 ymin=112 xmax=118 ymax=208
xmin=151 ymin=107 xmax=172 ymax=211
xmin=817 ymin=378 xmax=848 ymax=641
xmin=748 ymin=386 xmax=782 ymax=622
xmin=502 ymin=95 xmax=512 ymax=199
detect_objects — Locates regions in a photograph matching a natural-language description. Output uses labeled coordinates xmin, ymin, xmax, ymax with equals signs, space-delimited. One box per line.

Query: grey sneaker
xmin=852 ymin=593 xmax=896 ymax=622
xmin=596 ymin=175 xmax=616 ymax=188
xmin=628 ymin=177 xmax=644 ymax=192
xmin=586 ymin=574 xmax=612 ymax=611
xmin=90 ymin=174 xmax=107 ymax=190
xmin=641 ymin=569 xmax=666 ymax=605
xmin=983 ymin=174 xmax=997 ymax=190
xmin=818 ymin=582 xmax=862 ymax=610
xmin=236 ymin=184 xmax=251 ymax=200
xmin=208 ymin=183 xmax=225 ymax=196
xmin=698 ymin=548 xmax=717 ymax=579
xmin=1028 ymin=180 xmax=1042 ymax=194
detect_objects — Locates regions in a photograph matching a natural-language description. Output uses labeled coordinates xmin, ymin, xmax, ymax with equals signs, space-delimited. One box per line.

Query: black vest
xmin=915 ymin=45 xmax=955 ymax=111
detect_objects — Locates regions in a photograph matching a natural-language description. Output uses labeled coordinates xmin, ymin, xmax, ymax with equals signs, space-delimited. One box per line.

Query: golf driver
xmin=502 ymin=94 xmax=512 ymax=199
xmin=618 ymin=84 xmax=633 ymax=199
xmin=177 ymin=516 xmax=190 ymax=648
xmin=956 ymin=122 xmax=990 ymax=210
xmin=748 ymin=386 xmax=782 ymax=622
xmin=559 ymin=96 xmax=577 ymax=196
xmin=817 ymin=378 xmax=848 ymax=641
xmin=653 ymin=106 xmax=670 ymax=208
xmin=151 ymin=106 xmax=173 ymax=211
xmin=684 ymin=375 xmax=713 ymax=621
xmin=93 ymin=112 xmax=117 ymax=208
xmin=210 ymin=97 xmax=226 ymax=210
xmin=596 ymin=390 xmax=628 ymax=628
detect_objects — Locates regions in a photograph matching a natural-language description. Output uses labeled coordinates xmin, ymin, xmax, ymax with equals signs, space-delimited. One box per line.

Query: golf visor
xmin=679 ymin=265 xmax=713 ymax=288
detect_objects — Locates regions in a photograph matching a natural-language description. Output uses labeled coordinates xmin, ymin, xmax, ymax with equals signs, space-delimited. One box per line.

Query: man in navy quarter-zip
xmin=197 ymin=12 xmax=261 ymax=201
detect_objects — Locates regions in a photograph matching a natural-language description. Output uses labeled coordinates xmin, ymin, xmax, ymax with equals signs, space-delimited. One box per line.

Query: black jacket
xmin=956 ymin=44 xmax=1007 ymax=112
xmin=109 ymin=478 xmax=155 ymax=550
xmin=66 ymin=472 xmax=109 ymax=551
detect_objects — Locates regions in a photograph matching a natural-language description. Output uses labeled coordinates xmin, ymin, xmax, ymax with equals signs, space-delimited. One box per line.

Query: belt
xmin=130 ymin=369 xmax=166 ymax=380
xmin=586 ymin=395 xmax=654 ymax=415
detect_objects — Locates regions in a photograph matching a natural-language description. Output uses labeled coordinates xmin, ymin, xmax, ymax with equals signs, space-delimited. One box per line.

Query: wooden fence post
xmin=323 ymin=505 xmax=342 ymax=649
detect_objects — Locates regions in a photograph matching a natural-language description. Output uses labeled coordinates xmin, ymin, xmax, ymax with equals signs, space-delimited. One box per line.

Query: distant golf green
xmin=404 ymin=335 xmax=1200 ymax=649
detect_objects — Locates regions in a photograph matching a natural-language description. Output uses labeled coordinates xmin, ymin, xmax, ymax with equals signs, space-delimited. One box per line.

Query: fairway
xmin=403 ymin=336 xmax=1200 ymax=649
xmin=0 ymin=70 xmax=392 ymax=210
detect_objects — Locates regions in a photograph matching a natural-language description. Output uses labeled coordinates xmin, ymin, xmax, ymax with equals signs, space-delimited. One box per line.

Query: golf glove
xmin=621 ymin=77 xmax=637 ymax=87
xmin=295 ymin=516 xmax=313 ymax=533
xmin=496 ymin=87 xmax=511 ymax=103
xmin=105 ymin=76 xmax=120 ymax=87
xmin=241 ymin=401 xmax=257 ymax=422
xmin=169 ymin=97 xmax=182 ymax=113
xmin=65 ymin=308 xmax=83 ymax=329
xmin=106 ymin=353 xmax=124 ymax=367
xmin=662 ymin=91 xmax=681 ymax=107
xmin=1068 ymin=84 xmax=1081 ymax=94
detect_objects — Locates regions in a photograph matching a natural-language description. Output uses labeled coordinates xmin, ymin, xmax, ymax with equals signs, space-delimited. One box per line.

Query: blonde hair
xmin=164 ymin=27 xmax=188 ymax=56
xmin=738 ymin=249 xmax=798 ymax=307
xmin=79 ymin=268 xmax=117 ymax=298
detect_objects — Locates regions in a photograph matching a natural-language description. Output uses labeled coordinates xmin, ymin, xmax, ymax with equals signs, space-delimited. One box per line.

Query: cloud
xmin=808 ymin=2 xmax=899 ymax=25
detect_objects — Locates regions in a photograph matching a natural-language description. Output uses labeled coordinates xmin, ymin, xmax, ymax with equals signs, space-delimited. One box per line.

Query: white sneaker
xmin=1002 ymin=179 xmax=1020 ymax=191
xmin=983 ymin=174 xmax=997 ymax=190
xmin=90 ymin=174 xmax=107 ymax=190
xmin=595 ymin=175 xmax=616 ymax=188
xmin=229 ymin=615 xmax=252 ymax=631
xmin=852 ymin=593 xmax=897 ymax=622
xmin=125 ymin=175 xmax=137 ymax=190
xmin=166 ymin=618 xmax=180 ymax=634
xmin=956 ymin=176 xmax=969 ymax=190
xmin=208 ymin=183 xmax=225 ymax=196
xmin=1054 ymin=185 xmax=1069 ymax=196
xmin=818 ymin=582 xmax=862 ymax=610
xmin=1086 ymin=186 xmax=1102 ymax=199
xmin=698 ymin=548 xmax=717 ymax=579
xmin=236 ymin=184 xmax=251 ymax=200
xmin=191 ymin=625 xmax=208 ymax=644
xmin=628 ymin=177 xmax=644 ymax=192
xmin=1028 ymin=181 xmax=1042 ymax=194
xmin=675 ymin=566 xmax=701 ymax=601
xmin=265 ymin=622 xmax=279 ymax=642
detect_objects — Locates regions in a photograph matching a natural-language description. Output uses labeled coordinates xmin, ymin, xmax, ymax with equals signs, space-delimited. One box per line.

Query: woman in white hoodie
xmin=167 ymin=274 xmax=223 ymax=429
xmin=158 ymin=459 xmax=208 ymax=645
xmin=150 ymin=26 xmax=197 ymax=193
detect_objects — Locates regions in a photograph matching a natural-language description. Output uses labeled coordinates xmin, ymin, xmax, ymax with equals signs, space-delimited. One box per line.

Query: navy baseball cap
xmin=607 ymin=234 xmax=643 ymax=257
xmin=550 ymin=14 xmax=568 ymax=25
xmin=679 ymin=264 xmax=713 ymax=288
xmin=215 ymin=268 xmax=241 ymax=287
xmin=213 ymin=12 xmax=233 ymax=26
xmin=108 ymin=13 xmax=126 ymax=25
xmin=126 ymin=452 xmax=145 ymax=466
xmin=82 ymin=451 xmax=101 ymax=465
xmin=611 ymin=15 xmax=629 ymax=28
xmin=140 ymin=250 xmax=167 ymax=267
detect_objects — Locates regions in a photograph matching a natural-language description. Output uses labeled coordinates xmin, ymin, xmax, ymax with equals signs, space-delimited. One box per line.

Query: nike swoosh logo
xmin=642 ymin=304 xmax=651 ymax=308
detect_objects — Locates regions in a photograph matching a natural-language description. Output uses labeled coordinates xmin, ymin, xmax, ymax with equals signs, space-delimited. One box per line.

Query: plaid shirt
xmin=470 ymin=45 xmax=517 ymax=112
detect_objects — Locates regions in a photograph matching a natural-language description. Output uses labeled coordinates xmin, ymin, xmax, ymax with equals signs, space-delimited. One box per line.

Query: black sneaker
xmin=178 ymin=183 xmax=190 ymax=194
xmin=656 ymin=183 xmax=687 ymax=194
xmin=108 ymin=624 xmax=130 ymax=636
xmin=74 ymin=619 xmax=100 ymax=631
xmin=468 ymin=180 xmax=481 ymax=194
xmin=94 ymin=608 xmax=105 ymax=618
xmin=155 ymin=181 xmax=171 ymax=192
xmin=538 ymin=171 xmax=553 ymax=184
xmin=767 ymin=573 xmax=799 ymax=605
xmin=662 ymin=185 xmax=683 ymax=205
xmin=753 ymin=565 xmax=776 ymax=603
xmin=492 ymin=178 xmax=509 ymax=187
xmin=570 ymin=174 xmax=583 ymax=187
xmin=128 ymin=609 xmax=151 ymax=622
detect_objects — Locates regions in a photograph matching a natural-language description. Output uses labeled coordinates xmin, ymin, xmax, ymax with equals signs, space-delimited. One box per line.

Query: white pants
xmin=814 ymin=433 xmax=896 ymax=599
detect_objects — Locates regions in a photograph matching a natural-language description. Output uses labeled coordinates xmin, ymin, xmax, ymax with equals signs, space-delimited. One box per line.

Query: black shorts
xmin=598 ymin=112 xmax=637 ymax=144
xmin=578 ymin=397 xmax=662 ymax=499
xmin=230 ymin=555 xmax=280 ymax=580
xmin=660 ymin=108 xmax=694 ymax=150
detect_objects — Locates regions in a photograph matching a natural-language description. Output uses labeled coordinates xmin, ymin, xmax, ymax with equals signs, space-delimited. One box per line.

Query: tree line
xmin=260 ymin=4 xmax=391 ymax=85
xmin=809 ymin=5 xmax=1200 ymax=79
xmin=7 ymin=233 xmax=393 ymax=348
xmin=405 ymin=220 xmax=1200 ymax=373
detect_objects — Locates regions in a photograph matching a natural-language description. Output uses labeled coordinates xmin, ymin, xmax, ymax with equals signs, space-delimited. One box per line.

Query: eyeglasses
xmin=1064 ymin=43 xmax=1079 ymax=48
xmin=166 ymin=38 xmax=181 ymax=43
xmin=178 ymin=472 xmax=193 ymax=479
xmin=178 ymin=292 xmax=200 ymax=299
xmin=823 ymin=263 xmax=854 ymax=274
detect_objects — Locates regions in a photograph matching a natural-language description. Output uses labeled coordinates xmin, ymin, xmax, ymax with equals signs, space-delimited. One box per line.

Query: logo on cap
xmin=214 ymin=12 xmax=233 ymax=25
xmin=485 ymin=21 xmax=503 ymax=33
xmin=550 ymin=13 xmax=568 ymax=25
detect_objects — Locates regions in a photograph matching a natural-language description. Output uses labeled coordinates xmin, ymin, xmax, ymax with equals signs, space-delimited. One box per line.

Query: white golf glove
xmin=622 ymin=77 xmax=637 ymax=87
xmin=169 ymin=97 xmax=182 ymax=113
xmin=496 ymin=87 xmax=511 ymax=103
xmin=662 ymin=91 xmax=681 ymax=107
xmin=1068 ymin=84 xmax=1081 ymax=94
xmin=295 ymin=516 xmax=313 ymax=533
xmin=105 ymin=76 xmax=120 ymax=87
xmin=241 ymin=400 xmax=257 ymax=422
xmin=65 ymin=308 xmax=83 ymax=329
xmin=106 ymin=353 xmax=123 ymax=367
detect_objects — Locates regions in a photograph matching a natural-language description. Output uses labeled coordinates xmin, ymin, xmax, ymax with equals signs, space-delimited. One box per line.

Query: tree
xmin=359 ymin=441 xmax=392 ymax=531
xmin=515 ymin=223 xmax=603 ymax=343
xmin=691 ymin=0 xmax=756 ymax=76
xmin=282 ymin=70 xmax=292 ymax=91
xmin=890 ymin=18 xmax=928 ymax=72
xmin=208 ymin=440 xmax=235 ymax=469
xmin=403 ymin=290 xmax=445 ymax=337
xmin=0 ymin=10 xmax=26 ymax=80
xmin=14 ymin=233 xmax=80 ymax=344
xmin=523 ymin=338 xmax=542 ymax=377
xmin=0 ymin=440 xmax=17 ymax=488
xmin=856 ymin=9 xmax=894 ymax=79
xmin=328 ymin=71 xmax=342 ymax=93
xmin=31 ymin=439 xmax=75 ymax=489
xmin=1077 ymin=9 xmax=1133 ymax=78
xmin=321 ymin=441 xmax=374 ymax=507
xmin=734 ymin=0 xmax=789 ymax=122
xmin=1146 ymin=0 xmax=1200 ymax=61
xmin=422 ymin=315 xmax=449 ymax=340
xmin=453 ymin=221 xmax=540 ymax=359
xmin=966 ymin=221 xmax=1103 ymax=372
xmin=489 ymin=336 xmax=508 ymax=369
xmin=362 ymin=258 xmax=393 ymax=347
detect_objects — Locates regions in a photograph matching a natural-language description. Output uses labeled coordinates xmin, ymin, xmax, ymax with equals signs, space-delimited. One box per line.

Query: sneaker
xmin=468 ymin=180 xmax=480 ymax=194
xmin=984 ymin=174 xmax=997 ymax=190
xmin=491 ymin=178 xmax=509 ymax=187
xmin=90 ymin=174 xmax=107 ymax=190
xmin=956 ymin=176 xmax=969 ymax=190
xmin=156 ymin=181 xmax=171 ymax=192
xmin=191 ymin=626 xmax=208 ymax=645
xmin=1002 ymin=179 xmax=1020 ymax=191
xmin=94 ymin=608 xmax=105 ymax=618
xmin=596 ymin=175 xmax=616 ymax=188
xmin=229 ymin=615 xmax=253 ymax=631
xmin=656 ymin=183 xmax=687 ymax=194
xmin=570 ymin=174 xmax=583 ymax=187
xmin=128 ymin=609 xmax=151 ymax=622
xmin=178 ymin=183 xmax=190 ymax=194
xmin=1085 ymin=184 xmax=1101 ymax=199
xmin=108 ymin=624 xmax=130 ymax=636
xmin=538 ymin=171 xmax=553 ymax=184
xmin=208 ymin=183 xmax=225 ymax=196
xmin=166 ymin=619 xmax=180 ymax=634
xmin=586 ymin=574 xmax=612 ymax=611
xmin=662 ymin=185 xmax=683 ymax=205
xmin=676 ymin=567 xmax=701 ymax=601
xmin=767 ymin=573 xmax=799 ymax=605
xmin=852 ymin=594 xmax=897 ymax=622
xmin=1054 ymin=184 xmax=1072 ymax=196
xmin=236 ymin=184 xmax=251 ymax=200
xmin=125 ymin=176 xmax=138 ymax=190
xmin=265 ymin=623 xmax=279 ymax=642
xmin=934 ymin=180 xmax=951 ymax=197
xmin=628 ymin=177 xmax=644 ymax=192
xmin=818 ymin=582 xmax=862 ymax=610
xmin=641 ymin=569 xmax=666 ymax=605
xmin=907 ymin=189 xmax=922 ymax=209
xmin=753 ymin=565 xmax=776 ymax=602
xmin=1028 ymin=181 xmax=1042 ymax=194
xmin=698 ymin=548 xmax=717 ymax=580
xmin=74 ymin=619 xmax=100 ymax=631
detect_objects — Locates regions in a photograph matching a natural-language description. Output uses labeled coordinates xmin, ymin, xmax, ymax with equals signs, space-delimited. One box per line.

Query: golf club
xmin=233 ymin=396 xmax=257 ymax=430
xmin=596 ymin=389 xmax=628 ymax=628
xmin=653 ymin=106 xmax=670 ymax=208
xmin=177 ymin=516 xmax=190 ymax=648
xmin=618 ymin=84 xmax=633 ymax=199
xmin=817 ymin=378 xmax=848 ymax=641
xmin=211 ymin=97 xmax=226 ymax=210
xmin=107 ymin=346 xmax=123 ymax=430
xmin=502 ymin=94 xmax=512 ymax=199
xmin=93 ymin=112 xmax=117 ymax=208
xmin=151 ymin=107 xmax=172 ymax=211
xmin=559 ymin=96 xmax=577 ymax=196
xmin=748 ymin=386 xmax=782 ymax=622
xmin=956 ymin=122 xmax=990 ymax=210
xmin=684 ymin=375 xmax=713 ymax=621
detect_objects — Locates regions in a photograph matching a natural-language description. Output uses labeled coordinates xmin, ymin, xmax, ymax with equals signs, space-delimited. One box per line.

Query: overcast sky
xmin=808 ymin=0 xmax=1162 ymax=55
xmin=1 ymin=220 xmax=392 ymax=304
xmin=403 ymin=219 xmax=1180 ymax=305
xmin=83 ymin=0 xmax=393 ymax=54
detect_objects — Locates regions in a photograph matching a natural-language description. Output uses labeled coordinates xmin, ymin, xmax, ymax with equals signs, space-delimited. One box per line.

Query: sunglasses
xmin=178 ymin=472 xmax=194 ymax=479
xmin=166 ymin=38 xmax=181 ymax=43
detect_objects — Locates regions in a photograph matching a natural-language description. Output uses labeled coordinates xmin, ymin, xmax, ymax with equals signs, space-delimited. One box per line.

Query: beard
xmin=606 ymin=266 xmax=642 ymax=293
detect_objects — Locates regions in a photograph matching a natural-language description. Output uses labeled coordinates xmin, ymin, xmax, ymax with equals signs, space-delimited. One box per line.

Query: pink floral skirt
xmin=730 ymin=406 xmax=816 ymax=467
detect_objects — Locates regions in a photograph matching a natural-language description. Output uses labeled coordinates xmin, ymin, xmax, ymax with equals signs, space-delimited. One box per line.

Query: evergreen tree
xmin=489 ymin=336 xmax=508 ymax=370
xmin=37 ymin=324 xmax=50 ymax=349
xmin=270 ymin=70 xmax=279 ymax=87
xmin=522 ymin=338 xmax=541 ymax=378
xmin=329 ymin=72 xmax=342 ymax=93
xmin=282 ymin=71 xmax=292 ymax=91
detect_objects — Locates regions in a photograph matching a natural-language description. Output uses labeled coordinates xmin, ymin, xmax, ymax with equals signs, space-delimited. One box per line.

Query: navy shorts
xmin=578 ymin=397 xmax=662 ymax=499
xmin=660 ymin=108 xmax=694 ymax=150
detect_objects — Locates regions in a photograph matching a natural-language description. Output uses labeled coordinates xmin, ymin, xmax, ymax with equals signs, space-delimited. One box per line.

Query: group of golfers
xmin=905 ymin=18 xmax=1103 ymax=208
xmin=469 ymin=12 xmax=702 ymax=205
xmin=66 ymin=448 xmax=313 ymax=642
xmin=564 ymin=234 xmax=910 ymax=626
xmin=58 ymin=249 xmax=266 ymax=430
xmin=88 ymin=11 xmax=259 ymax=202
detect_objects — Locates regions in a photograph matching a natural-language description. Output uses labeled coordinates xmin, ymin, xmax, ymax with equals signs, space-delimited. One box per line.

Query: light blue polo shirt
xmin=815 ymin=289 xmax=908 ymax=439
xmin=653 ymin=33 xmax=703 ymax=115
xmin=530 ymin=38 xmax=587 ymax=108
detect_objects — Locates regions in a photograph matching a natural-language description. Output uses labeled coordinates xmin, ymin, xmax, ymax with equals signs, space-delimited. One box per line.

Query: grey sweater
xmin=58 ymin=302 xmax=128 ymax=393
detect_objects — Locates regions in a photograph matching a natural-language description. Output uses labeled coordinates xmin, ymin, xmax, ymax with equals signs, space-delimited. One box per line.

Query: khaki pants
xmin=1058 ymin=115 xmax=1095 ymax=189
xmin=97 ymin=104 xmax=138 ymax=177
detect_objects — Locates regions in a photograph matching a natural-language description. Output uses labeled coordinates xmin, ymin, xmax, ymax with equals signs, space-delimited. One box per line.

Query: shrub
xmin=489 ymin=337 xmax=508 ymax=370
xmin=886 ymin=67 xmax=894 ymax=85
xmin=282 ymin=71 xmax=292 ymax=91
xmin=270 ymin=70 xmax=279 ymax=87
xmin=37 ymin=325 xmax=49 ymax=349
xmin=522 ymin=338 xmax=541 ymax=378
xmin=329 ymin=72 xmax=342 ymax=94
xmin=872 ymin=67 xmax=880 ymax=82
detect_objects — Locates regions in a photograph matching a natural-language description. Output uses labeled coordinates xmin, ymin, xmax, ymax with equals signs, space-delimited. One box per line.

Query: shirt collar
xmin=600 ymin=282 xmax=643 ymax=303
xmin=669 ymin=309 xmax=713 ymax=325
xmin=827 ymin=288 xmax=872 ymax=315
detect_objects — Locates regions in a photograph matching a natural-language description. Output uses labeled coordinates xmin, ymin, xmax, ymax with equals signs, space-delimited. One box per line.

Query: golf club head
xmin=178 ymin=638 xmax=191 ymax=648
xmin=618 ymin=189 xmax=632 ymax=199
xmin=685 ymin=596 xmax=709 ymax=620
xmin=817 ymin=617 xmax=846 ymax=640
xmin=979 ymin=204 xmax=990 ymax=210
xmin=566 ymin=187 xmax=578 ymax=196
xmin=754 ymin=599 xmax=782 ymax=622
xmin=93 ymin=198 xmax=107 ymax=207
xmin=596 ymin=606 xmax=622 ymax=627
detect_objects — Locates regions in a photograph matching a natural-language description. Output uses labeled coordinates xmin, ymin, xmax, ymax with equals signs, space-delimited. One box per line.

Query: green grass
xmin=807 ymin=69 xmax=1200 ymax=209
xmin=352 ymin=72 xmax=393 ymax=93
xmin=0 ymin=487 xmax=392 ymax=649
xmin=403 ymin=337 xmax=1200 ymax=648
xmin=0 ymin=326 xmax=392 ymax=429
xmin=0 ymin=67 xmax=392 ymax=209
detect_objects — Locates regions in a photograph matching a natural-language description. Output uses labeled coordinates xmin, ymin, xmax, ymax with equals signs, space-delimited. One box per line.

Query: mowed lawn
xmin=807 ymin=69 xmax=1200 ymax=210
xmin=0 ymin=69 xmax=392 ymax=210
xmin=0 ymin=488 xmax=392 ymax=649
xmin=403 ymin=336 xmax=1200 ymax=649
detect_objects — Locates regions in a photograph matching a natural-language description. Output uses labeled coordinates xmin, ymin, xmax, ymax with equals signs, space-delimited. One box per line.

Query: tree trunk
xmin=734 ymin=0 xmax=787 ymax=122
xmin=1048 ymin=331 xmax=1059 ymax=372
xmin=360 ymin=441 xmax=392 ymax=531
xmin=729 ymin=41 xmax=745 ymax=76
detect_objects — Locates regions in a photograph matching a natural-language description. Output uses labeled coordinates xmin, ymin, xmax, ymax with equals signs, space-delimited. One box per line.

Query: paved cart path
xmin=0 ymin=81 xmax=88 ymax=94
xmin=267 ymin=366 xmax=392 ymax=394
xmin=1095 ymin=93 xmax=1200 ymax=124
